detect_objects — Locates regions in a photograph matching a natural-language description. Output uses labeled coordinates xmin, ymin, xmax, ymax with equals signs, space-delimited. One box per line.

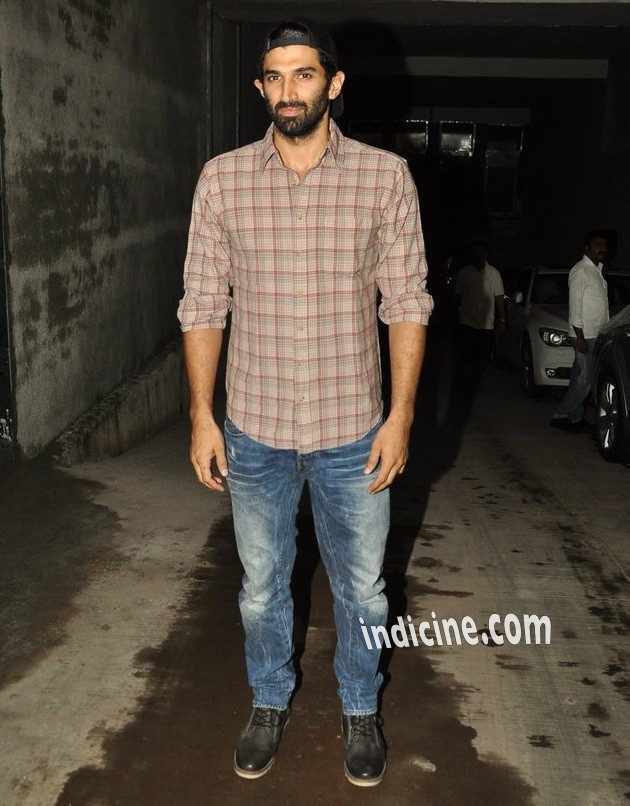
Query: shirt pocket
xmin=318 ymin=213 xmax=379 ymax=274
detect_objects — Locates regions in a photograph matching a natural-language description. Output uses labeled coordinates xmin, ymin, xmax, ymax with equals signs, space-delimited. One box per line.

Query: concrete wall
xmin=0 ymin=0 xmax=201 ymax=458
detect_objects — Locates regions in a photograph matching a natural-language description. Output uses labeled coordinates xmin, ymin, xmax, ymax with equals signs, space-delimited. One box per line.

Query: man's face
xmin=470 ymin=244 xmax=487 ymax=269
xmin=254 ymin=44 xmax=344 ymax=138
xmin=585 ymin=236 xmax=607 ymax=264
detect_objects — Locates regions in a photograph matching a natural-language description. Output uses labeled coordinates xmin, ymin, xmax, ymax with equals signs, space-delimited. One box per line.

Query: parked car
xmin=592 ymin=305 xmax=630 ymax=462
xmin=497 ymin=265 xmax=630 ymax=397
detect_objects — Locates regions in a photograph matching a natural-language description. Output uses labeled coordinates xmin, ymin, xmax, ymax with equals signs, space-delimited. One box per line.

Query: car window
xmin=531 ymin=273 xmax=568 ymax=305
xmin=608 ymin=275 xmax=630 ymax=310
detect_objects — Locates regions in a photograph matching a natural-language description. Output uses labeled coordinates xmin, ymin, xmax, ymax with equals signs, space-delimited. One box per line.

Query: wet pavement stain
xmin=587 ymin=703 xmax=610 ymax=720
xmin=57 ymin=494 xmax=536 ymax=805
xmin=527 ymin=735 xmax=556 ymax=749
xmin=588 ymin=724 xmax=612 ymax=738
xmin=495 ymin=655 xmax=532 ymax=672
xmin=476 ymin=628 xmax=502 ymax=647
xmin=0 ymin=455 xmax=121 ymax=688
xmin=410 ymin=583 xmax=473 ymax=599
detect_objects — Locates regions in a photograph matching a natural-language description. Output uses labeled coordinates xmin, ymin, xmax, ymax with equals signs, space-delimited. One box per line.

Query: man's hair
xmin=469 ymin=239 xmax=489 ymax=253
xmin=584 ymin=229 xmax=607 ymax=247
xmin=257 ymin=22 xmax=337 ymax=82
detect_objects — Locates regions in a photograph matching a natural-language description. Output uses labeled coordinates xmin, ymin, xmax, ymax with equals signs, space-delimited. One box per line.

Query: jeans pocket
xmin=224 ymin=416 xmax=246 ymax=439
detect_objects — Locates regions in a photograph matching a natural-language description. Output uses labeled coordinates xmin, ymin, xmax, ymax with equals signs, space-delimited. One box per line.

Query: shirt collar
xmin=582 ymin=254 xmax=603 ymax=271
xmin=259 ymin=119 xmax=345 ymax=172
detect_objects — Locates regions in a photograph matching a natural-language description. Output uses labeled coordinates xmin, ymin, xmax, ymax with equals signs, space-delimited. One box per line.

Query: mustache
xmin=274 ymin=101 xmax=307 ymax=112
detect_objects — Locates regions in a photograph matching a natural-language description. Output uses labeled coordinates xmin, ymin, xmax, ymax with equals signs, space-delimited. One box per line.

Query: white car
xmin=497 ymin=265 xmax=630 ymax=397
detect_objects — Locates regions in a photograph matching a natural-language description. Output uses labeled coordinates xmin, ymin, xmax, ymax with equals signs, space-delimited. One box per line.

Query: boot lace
xmin=347 ymin=714 xmax=380 ymax=742
xmin=251 ymin=708 xmax=284 ymax=729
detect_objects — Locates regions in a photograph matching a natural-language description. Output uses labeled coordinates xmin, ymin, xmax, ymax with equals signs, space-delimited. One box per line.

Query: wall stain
xmin=14 ymin=138 xmax=123 ymax=267
xmin=58 ymin=7 xmax=82 ymax=50
xmin=58 ymin=0 xmax=115 ymax=58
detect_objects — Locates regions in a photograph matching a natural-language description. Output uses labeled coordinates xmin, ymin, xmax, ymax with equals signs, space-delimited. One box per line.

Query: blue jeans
xmin=224 ymin=417 xmax=389 ymax=716
xmin=552 ymin=338 xmax=596 ymax=423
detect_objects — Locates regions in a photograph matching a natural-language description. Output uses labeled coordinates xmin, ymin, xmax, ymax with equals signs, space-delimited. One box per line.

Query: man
xmin=550 ymin=231 xmax=608 ymax=432
xmin=178 ymin=19 xmax=432 ymax=787
xmin=454 ymin=240 xmax=506 ymax=393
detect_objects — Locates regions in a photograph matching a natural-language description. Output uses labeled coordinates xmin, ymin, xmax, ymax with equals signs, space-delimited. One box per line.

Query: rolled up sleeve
xmin=376 ymin=162 xmax=433 ymax=325
xmin=177 ymin=166 xmax=232 ymax=332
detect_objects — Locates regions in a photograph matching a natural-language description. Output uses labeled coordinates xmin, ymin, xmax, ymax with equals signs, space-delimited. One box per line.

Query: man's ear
xmin=254 ymin=78 xmax=264 ymax=98
xmin=329 ymin=70 xmax=345 ymax=101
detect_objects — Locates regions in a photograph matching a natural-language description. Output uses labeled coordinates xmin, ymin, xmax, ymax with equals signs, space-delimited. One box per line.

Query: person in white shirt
xmin=550 ymin=231 xmax=609 ymax=432
xmin=454 ymin=240 xmax=506 ymax=394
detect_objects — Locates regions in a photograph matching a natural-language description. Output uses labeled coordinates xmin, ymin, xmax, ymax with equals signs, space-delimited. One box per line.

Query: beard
xmin=266 ymin=82 xmax=331 ymax=138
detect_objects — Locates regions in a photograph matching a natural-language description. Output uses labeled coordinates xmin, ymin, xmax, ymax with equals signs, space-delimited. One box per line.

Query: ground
xmin=0 ymin=328 xmax=627 ymax=805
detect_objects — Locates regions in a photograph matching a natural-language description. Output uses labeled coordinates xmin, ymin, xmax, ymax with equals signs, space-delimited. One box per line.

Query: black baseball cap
xmin=259 ymin=19 xmax=344 ymax=119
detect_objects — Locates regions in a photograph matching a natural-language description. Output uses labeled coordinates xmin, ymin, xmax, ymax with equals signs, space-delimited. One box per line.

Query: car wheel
xmin=596 ymin=370 xmax=628 ymax=462
xmin=520 ymin=338 xmax=539 ymax=398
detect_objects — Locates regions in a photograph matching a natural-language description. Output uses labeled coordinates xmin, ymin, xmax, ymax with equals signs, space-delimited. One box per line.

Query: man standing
xmin=178 ymin=19 xmax=432 ymax=787
xmin=454 ymin=240 xmax=506 ymax=393
xmin=550 ymin=231 xmax=609 ymax=431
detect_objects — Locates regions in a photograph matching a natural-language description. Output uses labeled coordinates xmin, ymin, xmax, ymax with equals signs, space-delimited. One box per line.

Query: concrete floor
xmin=0 ymin=332 xmax=628 ymax=805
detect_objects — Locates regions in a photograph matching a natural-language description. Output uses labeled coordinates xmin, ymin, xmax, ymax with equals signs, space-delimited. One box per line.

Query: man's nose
xmin=280 ymin=78 xmax=299 ymax=102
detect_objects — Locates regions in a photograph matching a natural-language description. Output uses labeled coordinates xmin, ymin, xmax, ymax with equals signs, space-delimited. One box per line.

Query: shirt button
xmin=298 ymin=395 xmax=305 ymax=402
xmin=296 ymin=213 xmax=303 ymax=220
xmin=297 ymin=325 xmax=304 ymax=332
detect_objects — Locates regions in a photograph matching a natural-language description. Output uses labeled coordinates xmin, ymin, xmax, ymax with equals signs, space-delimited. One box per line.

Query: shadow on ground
xmin=57 ymin=324 xmax=534 ymax=803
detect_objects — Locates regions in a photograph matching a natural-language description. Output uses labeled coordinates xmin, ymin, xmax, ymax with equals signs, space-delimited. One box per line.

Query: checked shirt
xmin=178 ymin=121 xmax=433 ymax=452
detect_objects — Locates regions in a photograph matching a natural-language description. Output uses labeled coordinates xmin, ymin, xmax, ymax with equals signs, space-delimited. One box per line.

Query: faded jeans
xmin=224 ymin=417 xmax=389 ymax=716
xmin=552 ymin=337 xmax=597 ymax=423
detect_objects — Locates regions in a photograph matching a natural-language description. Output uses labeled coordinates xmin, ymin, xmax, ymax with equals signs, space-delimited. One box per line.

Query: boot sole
xmin=234 ymin=755 xmax=276 ymax=779
xmin=233 ymin=712 xmax=290 ymax=779
xmin=344 ymin=760 xmax=386 ymax=787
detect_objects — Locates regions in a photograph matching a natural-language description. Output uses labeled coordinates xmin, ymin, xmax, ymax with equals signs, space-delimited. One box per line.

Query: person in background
xmin=454 ymin=240 xmax=506 ymax=394
xmin=550 ymin=230 xmax=609 ymax=432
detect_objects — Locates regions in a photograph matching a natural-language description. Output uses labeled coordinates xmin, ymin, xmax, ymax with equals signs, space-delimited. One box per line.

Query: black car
xmin=592 ymin=305 xmax=630 ymax=462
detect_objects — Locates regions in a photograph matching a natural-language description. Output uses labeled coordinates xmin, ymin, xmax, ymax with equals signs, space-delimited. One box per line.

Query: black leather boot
xmin=342 ymin=713 xmax=387 ymax=786
xmin=234 ymin=707 xmax=289 ymax=779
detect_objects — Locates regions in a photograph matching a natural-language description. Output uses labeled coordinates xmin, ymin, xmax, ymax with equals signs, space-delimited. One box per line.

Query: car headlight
xmin=539 ymin=327 xmax=570 ymax=347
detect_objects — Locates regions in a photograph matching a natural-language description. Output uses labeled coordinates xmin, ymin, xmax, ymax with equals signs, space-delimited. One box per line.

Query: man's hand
xmin=576 ymin=335 xmax=588 ymax=354
xmin=190 ymin=415 xmax=228 ymax=492
xmin=364 ymin=418 xmax=411 ymax=494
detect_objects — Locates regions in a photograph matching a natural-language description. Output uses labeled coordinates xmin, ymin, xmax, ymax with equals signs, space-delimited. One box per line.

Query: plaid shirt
xmin=178 ymin=121 xmax=432 ymax=452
